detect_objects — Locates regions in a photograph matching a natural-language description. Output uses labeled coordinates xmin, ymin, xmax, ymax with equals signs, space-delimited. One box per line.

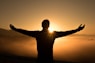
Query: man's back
xmin=32 ymin=30 xmax=56 ymax=63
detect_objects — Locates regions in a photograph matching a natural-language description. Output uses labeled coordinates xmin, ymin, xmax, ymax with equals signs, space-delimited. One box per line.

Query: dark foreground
xmin=0 ymin=53 xmax=93 ymax=63
xmin=0 ymin=53 xmax=75 ymax=63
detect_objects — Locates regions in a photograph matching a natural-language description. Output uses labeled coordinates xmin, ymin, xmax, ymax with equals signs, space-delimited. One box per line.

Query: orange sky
xmin=0 ymin=0 xmax=95 ymax=35
xmin=0 ymin=1 xmax=95 ymax=62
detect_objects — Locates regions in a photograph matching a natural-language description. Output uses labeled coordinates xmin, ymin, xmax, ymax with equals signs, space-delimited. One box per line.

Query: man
xmin=10 ymin=19 xmax=85 ymax=63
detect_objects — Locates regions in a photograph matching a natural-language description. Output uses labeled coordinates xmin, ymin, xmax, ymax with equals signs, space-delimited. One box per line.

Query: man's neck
xmin=42 ymin=28 xmax=48 ymax=31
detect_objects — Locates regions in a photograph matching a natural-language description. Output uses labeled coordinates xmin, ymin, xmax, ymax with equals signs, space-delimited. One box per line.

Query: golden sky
xmin=0 ymin=0 xmax=95 ymax=35
xmin=0 ymin=1 xmax=95 ymax=62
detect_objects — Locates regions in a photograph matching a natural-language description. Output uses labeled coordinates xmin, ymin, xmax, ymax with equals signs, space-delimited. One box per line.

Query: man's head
xmin=42 ymin=19 xmax=50 ymax=29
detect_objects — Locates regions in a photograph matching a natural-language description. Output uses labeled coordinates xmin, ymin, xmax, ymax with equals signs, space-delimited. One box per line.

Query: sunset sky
xmin=0 ymin=0 xmax=95 ymax=35
xmin=0 ymin=0 xmax=95 ymax=62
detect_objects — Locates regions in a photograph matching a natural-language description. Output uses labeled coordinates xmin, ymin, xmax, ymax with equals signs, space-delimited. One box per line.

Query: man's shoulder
xmin=53 ymin=31 xmax=65 ymax=35
xmin=53 ymin=31 xmax=64 ymax=33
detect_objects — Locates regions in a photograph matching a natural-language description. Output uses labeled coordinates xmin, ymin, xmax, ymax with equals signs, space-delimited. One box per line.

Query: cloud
xmin=0 ymin=28 xmax=37 ymax=57
xmin=53 ymin=35 xmax=95 ymax=62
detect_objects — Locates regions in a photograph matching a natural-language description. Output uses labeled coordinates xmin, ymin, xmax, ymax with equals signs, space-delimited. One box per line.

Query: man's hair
xmin=42 ymin=19 xmax=50 ymax=28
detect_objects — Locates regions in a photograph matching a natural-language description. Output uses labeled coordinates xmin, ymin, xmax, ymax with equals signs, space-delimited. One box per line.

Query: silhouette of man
xmin=10 ymin=19 xmax=85 ymax=63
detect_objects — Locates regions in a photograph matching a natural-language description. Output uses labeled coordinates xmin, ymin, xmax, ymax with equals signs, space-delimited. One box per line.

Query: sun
xmin=48 ymin=27 xmax=54 ymax=33
xmin=47 ymin=21 xmax=61 ymax=33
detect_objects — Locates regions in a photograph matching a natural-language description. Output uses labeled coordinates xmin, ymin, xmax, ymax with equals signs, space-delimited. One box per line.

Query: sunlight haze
xmin=0 ymin=0 xmax=95 ymax=35
xmin=0 ymin=0 xmax=95 ymax=62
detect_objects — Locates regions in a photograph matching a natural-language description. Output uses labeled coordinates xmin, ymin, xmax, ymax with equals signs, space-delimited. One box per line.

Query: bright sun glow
xmin=48 ymin=27 xmax=54 ymax=33
xmin=48 ymin=22 xmax=61 ymax=33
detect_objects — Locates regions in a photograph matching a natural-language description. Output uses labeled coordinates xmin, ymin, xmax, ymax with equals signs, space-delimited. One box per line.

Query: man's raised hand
xmin=77 ymin=24 xmax=85 ymax=31
xmin=10 ymin=24 xmax=16 ymax=30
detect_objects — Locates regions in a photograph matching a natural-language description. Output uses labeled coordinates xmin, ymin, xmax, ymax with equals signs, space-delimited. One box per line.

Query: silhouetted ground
xmin=0 ymin=53 xmax=76 ymax=63
xmin=0 ymin=53 xmax=94 ymax=63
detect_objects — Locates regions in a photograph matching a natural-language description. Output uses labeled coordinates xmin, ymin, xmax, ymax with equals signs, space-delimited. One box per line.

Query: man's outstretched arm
xmin=9 ymin=24 xmax=36 ymax=37
xmin=55 ymin=24 xmax=85 ymax=38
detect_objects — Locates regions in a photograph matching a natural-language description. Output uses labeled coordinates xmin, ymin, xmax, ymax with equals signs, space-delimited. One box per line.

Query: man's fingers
xmin=79 ymin=24 xmax=85 ymax=27
xmin=83 ymin=24 xmax=85 ymax=28
xmin=83 ymin=24 xmax=85 ymax=27
xmin=10 ymin=24 xmax=11 ymax=27
xmin=81 ymin=24 xmax=85 ymax=27
xmin=79 ymin=24 xmax=82 ymax=27
xmin=10 ymin=24 xmax=14 ymax=27
xmin=10 ymin=24 xmax=11 ymax=26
